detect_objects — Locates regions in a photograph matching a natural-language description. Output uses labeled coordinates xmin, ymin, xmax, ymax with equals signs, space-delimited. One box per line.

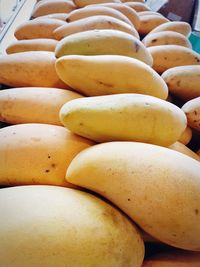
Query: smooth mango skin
xmin=0 ymin=87 xmax=83 ymax=125
xmin=55 ymin=29 xmax=153 ymax=66
xmin=0 ymin=124 xmax=93 ymax=187
xmin=55 ymin=55 xmax=168 ymax=99
xmin=125 ymin=2 xmax=150 ymax=12
xmin=60 ymin=94 xmax=186 ymax=146
xmin=66 ymin=141 xmax=200 ymax=251
xmin=53 ymin=15 xmax=140 ymax=40
xmin=148 ymin=45 xmax=200 ymax=74
xmin=14 ymin=18 xmax=66 ymax=40
xmin=0 ymin=185 xmax=144 ymax=267
xmin=161 ymin=66 xmax=200 ymax=101
xmin=31 ymin=0 xmax=76 ymax=18
xmin=149 ymin=21 xmax=192 ymax=37
xmin=0 ymin=51 xmax=68 ymax=88
xmin=138 ymin=15 xmax=169 ymax=36
xmin=142 ymin=31 xmax=192 ymax=49
xmin=6 ymin=38 xmax=58 ymax=54
xmin=142 ymin=250 xmax=200 ymax=266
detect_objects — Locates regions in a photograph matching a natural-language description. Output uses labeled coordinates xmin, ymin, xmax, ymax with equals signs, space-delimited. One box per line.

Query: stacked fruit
xmin=0 ymin=0 xmax=200 ymax=265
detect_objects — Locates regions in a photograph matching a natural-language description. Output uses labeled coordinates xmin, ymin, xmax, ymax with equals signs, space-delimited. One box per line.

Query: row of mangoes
xmin=0 ymin=0 xmax=200 ymax=266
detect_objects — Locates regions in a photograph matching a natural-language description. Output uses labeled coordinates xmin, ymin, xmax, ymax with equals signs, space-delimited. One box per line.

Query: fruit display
xmin=0 ymin=0 xmax=200 ymax=265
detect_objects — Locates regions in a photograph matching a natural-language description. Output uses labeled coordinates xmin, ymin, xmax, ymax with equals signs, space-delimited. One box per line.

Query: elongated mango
xmin=6 ymin=38 xmax=58 ymax=54
xmin=74 ymin=0 xmax=120 ymax=8
xmin=125 ymin=2 xmax=150 ymax=12
xmin=55 ymin=55 xmax=168 ymax=99
xmin=138 ymin=14 xmax=169 ymax=36
xmin=66 ymin=141 xmax=200 ymax=250
xmin=148 ymin=45 xmax=200 ymax=73
xmin=66 ymin=6 xmax=133 ymax=25
xmin=182 ymin=97 xmax=200 ymax=132
xmin=60 ymin=94 xmax=186 ymax=146
xmin=31 ymin=0 xmax=76 ymax=18
xmin=89 ymin=3 xmax=140 ymax=30
xmin=0 ymin=51 xmax=68 ymax=88
xmin=0 ymin=124 xmax=93 ymax=186
xmin=0 ymin=185 xmax=144 ymax=267
xmin=14 ymin=18 xmax=66 ymax=40
xmin=55 ymin=29 xmax=153 ymax=66
xmin=142 ymin=31 xmax=192 ymax=48
xmin=35 ymin=13 xmax=69 ymax=21
xmin=53 ymin=15 xmax=139 ymax=40
xmin=161 ymin=65 xmax=200 ymax=101
xmin=149 ymin=21 xmax=192 ymax=37
xmin=0 ymin=87 xmax=83 ymax=125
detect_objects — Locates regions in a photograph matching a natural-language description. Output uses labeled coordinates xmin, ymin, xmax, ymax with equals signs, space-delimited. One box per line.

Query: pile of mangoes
xmin=0 ymin=0 xmax=200 ymax=265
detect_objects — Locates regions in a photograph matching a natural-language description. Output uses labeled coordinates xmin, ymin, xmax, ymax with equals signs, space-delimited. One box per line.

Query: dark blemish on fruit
xmin=195 ymin=57 xmax=200 ymax=62
xmin=48 ymin=154 xmax=51 ymax=159
xmin=45 ymin=169 xmax=50 ymax=173
xmin=79 ymin=122 xmax=84 ymax=126
xmin=195 ymin=209 xmax=199 ymax=215
xmin=194 ymin=110 xmax=197 ymax=115
xmin=145 ymin=102 xmax=150 ymax=106
xmin=96 ymin=80 xmax=113 ymax=88
xmin=176 ymin=80 xmax=181 ymax=86
xmin=66 ymin=18 xmax=70 ymax=22
xmin=135 ymin=42 xmax=140 ymax=52
xmin=164 ymin=57 xmax=167 ymax=60
xmin=172 ymin=233 xmax=177 ymax=237
xmin=128 ymin=198 xmax=131 ymax=201
xmin=51 ymin=163 xmax=56 ymax=168
xmin=151 ymin=39 xmax=157 ymax=43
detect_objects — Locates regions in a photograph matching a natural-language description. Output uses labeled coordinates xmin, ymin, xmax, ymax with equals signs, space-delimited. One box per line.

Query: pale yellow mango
xmin=182 ymin=97 xmax=200 ymax=132
xmin=60 ymin=94 xmax=186 ymax=146
xmin=55 ymin=54 xmax=168 ymax=99
xmin=0 ymin=87 xmax=83 ymax=125
xmin=55 ymin=29 xmax=153 ymax=66
xmin=66 ymin=141 xmax=200 ymax=251
xmin=0 ymin=186 xmax=144 ymax=267
xmin=0 ymin=124 xmax=93 ymax=186
xmin=53 ymin=15 xmax=139 ymax=40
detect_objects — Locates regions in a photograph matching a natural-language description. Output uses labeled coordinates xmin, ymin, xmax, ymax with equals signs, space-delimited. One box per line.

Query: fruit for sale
xmin=178 ymin=126 xmax=192 ymax=145
xmin=14 ymin=18 xmax=66 ymax=40
xmin=89 ymin=3 xmax=140 ymax=30
xmin=161 ymin=65 xmax=200 ymax=101
xmin=169 ymin=142 xmax=200 ymax=161
xmin=138 ymin=14 xmax=169 ymax=36
xmin=149 ymin=21 xmax=192 ymax=37
xmin=60 ymin=94 xmax=186 ymax=146
xmin=0 ymin=185 xmax=144 ymax=267
xmin=31 ymin=0 xmax=76 ymax=18
xmin=182 ymin=97 xmax=200 ymax=132
xmin=148 ymin=45 xmax=200 ymax=73
xmin=142 ymin=250 xmax=200 ymax=266
xmin=6 ymin=38 xmax=58 ymax=54
xmin=0 ymin=51 xmax=68 ymax=88
xmin=138 ymin=11 xmax=164 ymax=17
xmin=142 ymin=31 xmax=192 ymax=48
xmin=0 ymin=124 xmax=93 ymax=186
xmin=73 ymin=0 xmax=121 ymax=8
xmin=66 ymin=6 xmax=133 ymax=25
xmin=125 ymin=2 xmax=151 ymax=12
xmin=53 ymin=15 xmax=139 ymax=40
xmin=55 ymin=30 xmax=153 ymax=66
xmin=55 ymin=55 xmax=168 ymax=99
xmin=0 ymin=87 xmax=83 ymax=125
xmin=66 ymin=141 xmax=200 ymax=251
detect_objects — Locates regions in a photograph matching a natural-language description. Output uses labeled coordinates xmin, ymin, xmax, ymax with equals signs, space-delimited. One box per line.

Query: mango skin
xmin=0 ymin=185 xmax=144 ymax=267
xmin=0 ymin=124 xmax=93 ymax=187
xmin=60 ymin=94 xmax=186 ymax=146
xmin=55 ymin=29 xmax=153 ymax=66
xmin=66 ymin=141 xmax=200 ymax=251
xmin=55 ymin=55 xmax=168 ymax=99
